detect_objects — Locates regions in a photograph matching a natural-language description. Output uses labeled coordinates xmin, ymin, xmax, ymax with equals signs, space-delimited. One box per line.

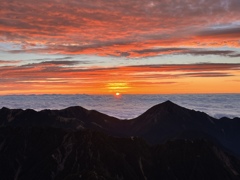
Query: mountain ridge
xmin=1 ymin=101 xmax=240 ymax=179
xmin=1 ymin=101 xmax=240 ymax=158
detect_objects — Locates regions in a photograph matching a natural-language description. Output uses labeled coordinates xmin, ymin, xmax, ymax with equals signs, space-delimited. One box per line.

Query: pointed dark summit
xmin=149 ymin=100 xmax=179 ymax=109
xmin=129 ymin=100 xmax=199 ymax=132
xmin=138 ymin=100 xmax=190 ymax=117
xmin=154 ymin=100 xmax=184 ymax=111
xmin=161 ymin=100 xmax=176 ymax=106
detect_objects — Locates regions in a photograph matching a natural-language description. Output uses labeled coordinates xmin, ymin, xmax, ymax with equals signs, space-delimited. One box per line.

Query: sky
xmin=0 ymin=0 xmax=240 ymax=95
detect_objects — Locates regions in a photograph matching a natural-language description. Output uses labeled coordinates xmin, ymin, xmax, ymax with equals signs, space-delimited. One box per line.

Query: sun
xmin=114 ymin=92 xmax=122 ymax=98
xmin=115 ymin=92 xmax=120 ymax=96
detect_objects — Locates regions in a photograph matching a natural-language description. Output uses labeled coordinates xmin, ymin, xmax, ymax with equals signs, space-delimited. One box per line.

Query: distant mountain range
xmin=0 ymin=101 xmax=240 ymax=180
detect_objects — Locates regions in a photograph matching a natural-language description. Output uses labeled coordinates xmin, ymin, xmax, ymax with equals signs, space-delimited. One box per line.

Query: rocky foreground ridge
xmin=0 ymin=101 xmax=240 ymax=180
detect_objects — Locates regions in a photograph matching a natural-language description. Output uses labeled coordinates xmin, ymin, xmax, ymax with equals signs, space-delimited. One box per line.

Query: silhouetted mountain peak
xmin=136 ymin=100 xmax=190 ymax=122
xmin=162 ymin=100 xmax=175 ymax=105
xmin=129 ymin=101 xmax=222 ymax=145
xmin=154 ymin=100 xmax=182 ymax=111
xmin=1 ymin=107 xmax=9 ymax=111
xmin=60 ymin=106 xmax=88 ymax=114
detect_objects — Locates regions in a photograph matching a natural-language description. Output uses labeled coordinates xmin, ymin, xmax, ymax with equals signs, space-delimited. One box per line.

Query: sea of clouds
xmin=0 ymin=94 xmax=239 ymax=119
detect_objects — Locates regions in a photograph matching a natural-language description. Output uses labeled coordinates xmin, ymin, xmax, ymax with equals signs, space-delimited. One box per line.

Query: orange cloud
xmin=1 ymin=0 xmax=240 ymax=57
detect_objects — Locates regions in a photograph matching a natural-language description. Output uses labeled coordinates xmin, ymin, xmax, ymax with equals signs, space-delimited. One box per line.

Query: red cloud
xmin=1 ymin=0 xmax=240 ymax=57
xmin=1 ymin=62 xmax=239 ymax=80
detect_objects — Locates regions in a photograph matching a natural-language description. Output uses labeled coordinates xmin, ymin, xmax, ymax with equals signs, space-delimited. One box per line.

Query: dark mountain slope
xmin=0 ymin=127 xmax=239 ymax=180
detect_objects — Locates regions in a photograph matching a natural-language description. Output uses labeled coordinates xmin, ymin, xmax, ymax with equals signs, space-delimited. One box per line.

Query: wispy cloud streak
xmin=1 ymin=62 xmax=239 ymax=79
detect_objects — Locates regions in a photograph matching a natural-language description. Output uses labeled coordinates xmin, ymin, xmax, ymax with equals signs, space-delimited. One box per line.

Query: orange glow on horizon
xmin=0 ymin=63 xmax=239 ymax=95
